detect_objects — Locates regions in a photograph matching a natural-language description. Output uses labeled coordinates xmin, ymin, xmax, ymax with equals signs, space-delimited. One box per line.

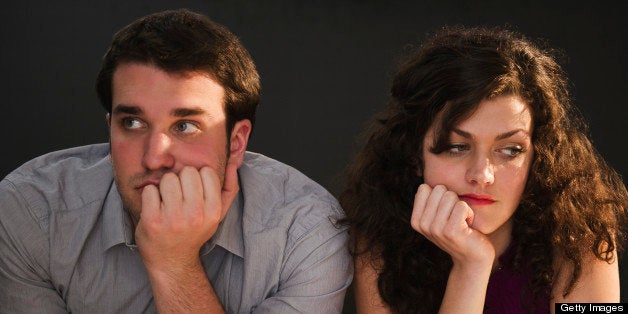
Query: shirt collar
xmin=202 ymin=152 xmax=283 ymax=258
xmin=204 ymin=189 xmax=244 ymax=258
xmin=101 ymin=181 xmax=135 ymax=250
xmin=236 ymin=152 xmax=286 ymax=223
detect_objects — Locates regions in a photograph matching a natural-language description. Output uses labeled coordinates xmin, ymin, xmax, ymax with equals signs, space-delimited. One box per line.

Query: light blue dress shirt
xmin=0 ymin=144 xmax=352 ymax=313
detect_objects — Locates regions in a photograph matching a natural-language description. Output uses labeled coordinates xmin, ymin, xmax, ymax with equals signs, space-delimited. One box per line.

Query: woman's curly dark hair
xmin=339 ymin=26 xmax=628 ymax=313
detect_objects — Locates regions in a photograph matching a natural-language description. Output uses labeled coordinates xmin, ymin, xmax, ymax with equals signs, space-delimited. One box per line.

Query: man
xmin=0 ymin=9 xmax=351 ymax=313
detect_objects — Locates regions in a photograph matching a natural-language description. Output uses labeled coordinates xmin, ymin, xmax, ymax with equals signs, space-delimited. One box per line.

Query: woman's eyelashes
xmin=445 ymin=143 xmax=470 ymax=155
xmin=498 ymin=145 xmax=526 ymax=158
xmin=442 ymin=142 xmax=528 ymax=159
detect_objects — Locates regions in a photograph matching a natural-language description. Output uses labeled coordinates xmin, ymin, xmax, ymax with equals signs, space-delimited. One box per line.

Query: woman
xmin=340 ymin=26 xmax=627 ymax=313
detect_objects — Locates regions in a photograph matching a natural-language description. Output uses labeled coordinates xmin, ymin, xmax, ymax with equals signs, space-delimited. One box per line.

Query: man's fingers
xmin=179 ymin=166 xmax=204 ymax=212
xmin=199 ymin=166 xmax=222 ymax=216
xmin=141 ymin=184 xmax=161 ymax=221
xmin=159 ymin=172 xmax=182 ymax=215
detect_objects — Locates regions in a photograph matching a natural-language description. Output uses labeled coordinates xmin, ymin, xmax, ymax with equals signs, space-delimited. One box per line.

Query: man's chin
xmin=119 ymin=194 xmax=142 ymax=226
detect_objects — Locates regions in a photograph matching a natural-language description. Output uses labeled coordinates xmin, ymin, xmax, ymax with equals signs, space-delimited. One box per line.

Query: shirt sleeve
xmin=0 ymin=179 xmax=67 ymax=313
xmin=252 ymin=215 xmax=353 ymax=314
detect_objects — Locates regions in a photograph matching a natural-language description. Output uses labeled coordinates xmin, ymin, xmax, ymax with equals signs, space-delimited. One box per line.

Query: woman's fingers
xmin=411 ymin=184 xmax=431 ymax=232
xmin=410 ymin=184 xmax=490 ymax=261
xmin=431 ymin=190 xmax=459 ymax=235
xmin=418 ymin=185 xmax=447 ymax=233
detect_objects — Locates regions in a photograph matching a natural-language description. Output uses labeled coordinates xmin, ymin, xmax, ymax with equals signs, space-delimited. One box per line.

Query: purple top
xmin=484 ymin=243 xmax=550 ymax=314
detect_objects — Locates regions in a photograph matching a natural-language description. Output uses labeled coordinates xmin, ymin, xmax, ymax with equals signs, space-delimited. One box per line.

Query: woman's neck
xmin=487 ymin=218 xmax=513 ymax=270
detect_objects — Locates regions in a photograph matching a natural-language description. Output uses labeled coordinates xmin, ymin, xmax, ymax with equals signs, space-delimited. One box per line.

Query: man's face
xmin=109 ymin=63 xmax=230 ymax=224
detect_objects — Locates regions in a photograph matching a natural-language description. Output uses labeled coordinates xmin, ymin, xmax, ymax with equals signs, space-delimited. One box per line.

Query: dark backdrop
xmin=1 ymin=0 xmax=627 ymax=307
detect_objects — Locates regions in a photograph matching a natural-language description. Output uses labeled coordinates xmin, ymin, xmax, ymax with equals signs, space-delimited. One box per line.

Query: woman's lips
xmin=459 ymin=194 xmax=495 ymax=206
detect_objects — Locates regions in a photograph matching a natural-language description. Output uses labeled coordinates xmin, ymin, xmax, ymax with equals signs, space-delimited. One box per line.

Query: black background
xmin=1 ymin=0 xmax=626 ymax=307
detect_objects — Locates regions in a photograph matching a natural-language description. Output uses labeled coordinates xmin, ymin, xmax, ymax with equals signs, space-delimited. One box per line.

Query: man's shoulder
xmin=1 ymin=143 xmax=114 ymax=220
xmin=239 ymin=151 xmax=343 ymax=235
xmin=5 ymin=143 xmax=111 ymax=178
xmin=241 ymin=151 xmax=339 ymax=207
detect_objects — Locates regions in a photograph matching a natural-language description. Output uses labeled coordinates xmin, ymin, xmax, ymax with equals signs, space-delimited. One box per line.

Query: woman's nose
xmin=465 ymin=155 xmax=495 ymax=186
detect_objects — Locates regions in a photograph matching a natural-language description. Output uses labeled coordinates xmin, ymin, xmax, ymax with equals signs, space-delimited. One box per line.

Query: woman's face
xmin=420 ymin=95 xmax=534 ymax=238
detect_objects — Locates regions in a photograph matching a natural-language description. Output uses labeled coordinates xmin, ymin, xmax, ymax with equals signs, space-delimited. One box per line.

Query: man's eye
xmin=175 ymin=121 xmax=200 ymax=134
xmin=122 ymin=117 xmax=144 ymax=130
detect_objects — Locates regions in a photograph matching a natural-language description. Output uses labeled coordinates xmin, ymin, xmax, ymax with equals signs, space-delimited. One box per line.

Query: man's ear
xmin=106 ymin=113 xmax=111 ymax=128
xmin=227 ymin=119 xmax=252 ymax=169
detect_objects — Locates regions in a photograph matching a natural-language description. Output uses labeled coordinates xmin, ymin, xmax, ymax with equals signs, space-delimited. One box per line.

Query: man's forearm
xmin=146 ymin=260 xmax=225 ymax=313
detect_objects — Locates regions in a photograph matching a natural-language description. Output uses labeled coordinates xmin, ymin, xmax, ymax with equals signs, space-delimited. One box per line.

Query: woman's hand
xmin=411 ymin=183 xmax=496 ymax=313
xmin=410 ymin=183 xmax=495 ymax=268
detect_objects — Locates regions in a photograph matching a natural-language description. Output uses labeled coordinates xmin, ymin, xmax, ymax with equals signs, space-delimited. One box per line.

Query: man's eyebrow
xmin=171 ymin=107 xmax=207 ymax=117
xmin=496 ymin=129 xmax=530 ymax=140
xmin=113 ymin=105 xmax=142 ymax=115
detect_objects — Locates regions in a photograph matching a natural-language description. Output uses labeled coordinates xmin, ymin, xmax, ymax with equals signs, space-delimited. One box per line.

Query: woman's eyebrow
xmin=452 ymin=128 xmax=530 ymax=140
xmin=452 ymin=128 xmax=472 ymax=138
xmin=496 ymin=129 xmax=530 ymax=140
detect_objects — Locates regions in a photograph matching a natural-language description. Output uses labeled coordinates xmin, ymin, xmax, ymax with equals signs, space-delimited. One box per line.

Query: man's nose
xmin=142 ymin=131 xmax=175 ymax=171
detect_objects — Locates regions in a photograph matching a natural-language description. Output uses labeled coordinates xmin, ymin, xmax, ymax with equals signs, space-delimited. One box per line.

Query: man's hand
xmin=135 ymin=163 xmax=239 ymax=271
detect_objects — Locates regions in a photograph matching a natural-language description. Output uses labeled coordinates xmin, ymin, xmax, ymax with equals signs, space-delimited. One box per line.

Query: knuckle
xmin=420 ymin=215 xmax=432 ymax=231
xmin=140 ymin=215 xmax=161 ymax=231
xmin=162 ymin=172 xmax=177 ymax=182
xmin=168 ymin=219 xmax=186 ymax=232
xmin=199 ymin=167 xmax=215 ymax=180
xmin=432 ymin=185 xmax=447 ymax=194
xmin=410 ymin=215 xmax=420 ymax=231
xmin=180 ymin=166 xmax=194 ymax=176
xmin=428 ymin=223 xmax=441 ymax=236
xmin=207 ymin=213 xmax=221 ymax=226
xmin=417 ymin=183 xmax=430 ymax=195
xmin=444 ymin=190 xmax=457 ymax=200
xmin=411 ymin=214 xmax=425 ymax=233
xmin=187 ymin=203 xmax=204 ymax=216
xmin=454 ymin=200 xmax=469 ymax=210
xmin=202 ymin=209 xmax=221 ymax=227
xmin=442 ymin=224 xmax=457 ymax=240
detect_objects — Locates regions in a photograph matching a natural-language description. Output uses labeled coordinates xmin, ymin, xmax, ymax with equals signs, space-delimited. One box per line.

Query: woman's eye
xmin=499 ymin=146 xmax=524 ymax=157
xmin=447 ymin=144 xmax=469 ymax=154
xmin=175 ymin=121 xmax=200 ymax=134
xmin=122 ymin=117 xmax=144 ymax=130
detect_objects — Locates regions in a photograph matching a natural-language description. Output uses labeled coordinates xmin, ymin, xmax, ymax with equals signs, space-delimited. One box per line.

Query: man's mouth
xmin=135 ymin=180 xmax=160 ymax=193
